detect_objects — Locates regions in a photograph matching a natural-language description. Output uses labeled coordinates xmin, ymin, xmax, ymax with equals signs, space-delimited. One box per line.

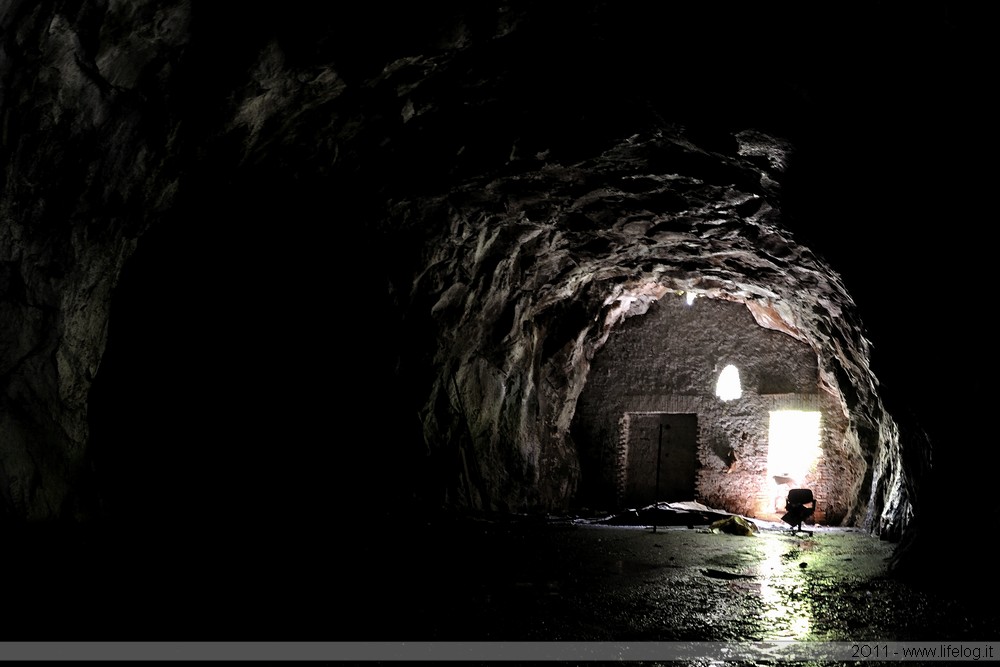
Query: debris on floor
xmin=593 ymin=500 xmax=734 ymax=526
xmin=709 ymin=515 xmax=760 ymax=536
xmin=702 ymin=567 xmax=755 ymax=580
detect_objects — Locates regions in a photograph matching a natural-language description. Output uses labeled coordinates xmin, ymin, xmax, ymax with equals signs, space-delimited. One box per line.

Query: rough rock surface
xmin=0 ymin=2 xmax=986 ymax=585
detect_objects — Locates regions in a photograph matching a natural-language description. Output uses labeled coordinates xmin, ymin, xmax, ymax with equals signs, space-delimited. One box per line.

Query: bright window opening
xmin=767 ymin=410 xmax=822 ymax=512
xmin=715 ymin=364 xmax=742 ymax=401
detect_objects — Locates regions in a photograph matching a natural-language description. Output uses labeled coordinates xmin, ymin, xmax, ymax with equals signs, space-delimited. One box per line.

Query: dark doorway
xmin=622 ymin=412 xmax=698 ymax=507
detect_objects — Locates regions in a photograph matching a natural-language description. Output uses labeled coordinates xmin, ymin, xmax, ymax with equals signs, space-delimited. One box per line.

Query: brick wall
xmin=571 ymin=293 xmax=854 ymax=523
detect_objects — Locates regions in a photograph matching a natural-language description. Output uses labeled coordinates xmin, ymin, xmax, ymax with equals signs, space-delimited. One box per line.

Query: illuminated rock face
xmin=0 ymin=1 xmax=953 ymax=566
xmin=392 ymin=126 xmax=896 ymax=530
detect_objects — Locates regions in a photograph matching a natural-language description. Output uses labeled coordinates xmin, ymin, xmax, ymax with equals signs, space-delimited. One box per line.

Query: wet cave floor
xmin=347 ymin=519 xmax=998 ymax=644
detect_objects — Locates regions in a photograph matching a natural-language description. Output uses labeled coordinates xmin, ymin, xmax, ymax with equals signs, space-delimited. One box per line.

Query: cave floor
xmin=3 ymin=512 xmax=997 ymax=652
xmin=340 ymin=518 xmax=998 ymax=645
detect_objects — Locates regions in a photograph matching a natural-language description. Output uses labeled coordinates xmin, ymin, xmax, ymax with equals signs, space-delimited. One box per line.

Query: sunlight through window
xmin=715 ymin=364 xmax=742 ymax=401
xmin=767 ymin=410 xmax=822 ymax=511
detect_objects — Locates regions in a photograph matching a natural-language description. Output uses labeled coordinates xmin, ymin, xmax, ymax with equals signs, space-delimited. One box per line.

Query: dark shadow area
xmin=84 ymin=167 xmax=424 ymax=548
xmin=3 ymin=513 xmax=996 ymax=643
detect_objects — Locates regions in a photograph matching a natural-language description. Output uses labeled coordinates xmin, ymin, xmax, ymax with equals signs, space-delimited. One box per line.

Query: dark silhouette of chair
xmin=781 ymin=488 xmax=815 ymax=536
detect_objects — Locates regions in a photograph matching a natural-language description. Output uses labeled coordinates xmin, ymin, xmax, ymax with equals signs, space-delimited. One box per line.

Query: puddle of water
xmin=758 ymin=534 xmax=814 ymax=640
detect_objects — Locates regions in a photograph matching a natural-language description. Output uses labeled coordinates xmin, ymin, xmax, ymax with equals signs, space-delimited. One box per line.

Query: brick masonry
xmin=571 ymin=293 xmax=857 ymax=524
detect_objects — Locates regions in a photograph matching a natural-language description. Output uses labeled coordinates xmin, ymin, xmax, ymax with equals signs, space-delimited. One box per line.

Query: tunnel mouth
xmin=569 ymin=293 xmax=862 ymax=525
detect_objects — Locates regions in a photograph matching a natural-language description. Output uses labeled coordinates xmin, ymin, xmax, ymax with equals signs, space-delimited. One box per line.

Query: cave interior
xmin=1 ymin=1 xmax=997 ymax=604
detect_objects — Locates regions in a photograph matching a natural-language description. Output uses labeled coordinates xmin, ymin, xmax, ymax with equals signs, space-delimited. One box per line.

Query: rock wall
xmin=0 ymin=2 xmax=911 ymax=553
xmin=0 ymin=0 xmax=190 ymax=520
xmin=395 ymin=126 xmax=896 ymax=528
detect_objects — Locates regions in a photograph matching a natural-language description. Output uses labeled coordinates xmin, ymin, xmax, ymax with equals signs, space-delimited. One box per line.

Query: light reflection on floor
xmin=757 ymin=534 xmax=813 ymax=640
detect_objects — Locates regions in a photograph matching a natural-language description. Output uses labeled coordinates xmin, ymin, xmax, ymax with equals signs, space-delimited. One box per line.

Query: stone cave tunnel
xmin=1 ymin=0 xmax=997 ymax=646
